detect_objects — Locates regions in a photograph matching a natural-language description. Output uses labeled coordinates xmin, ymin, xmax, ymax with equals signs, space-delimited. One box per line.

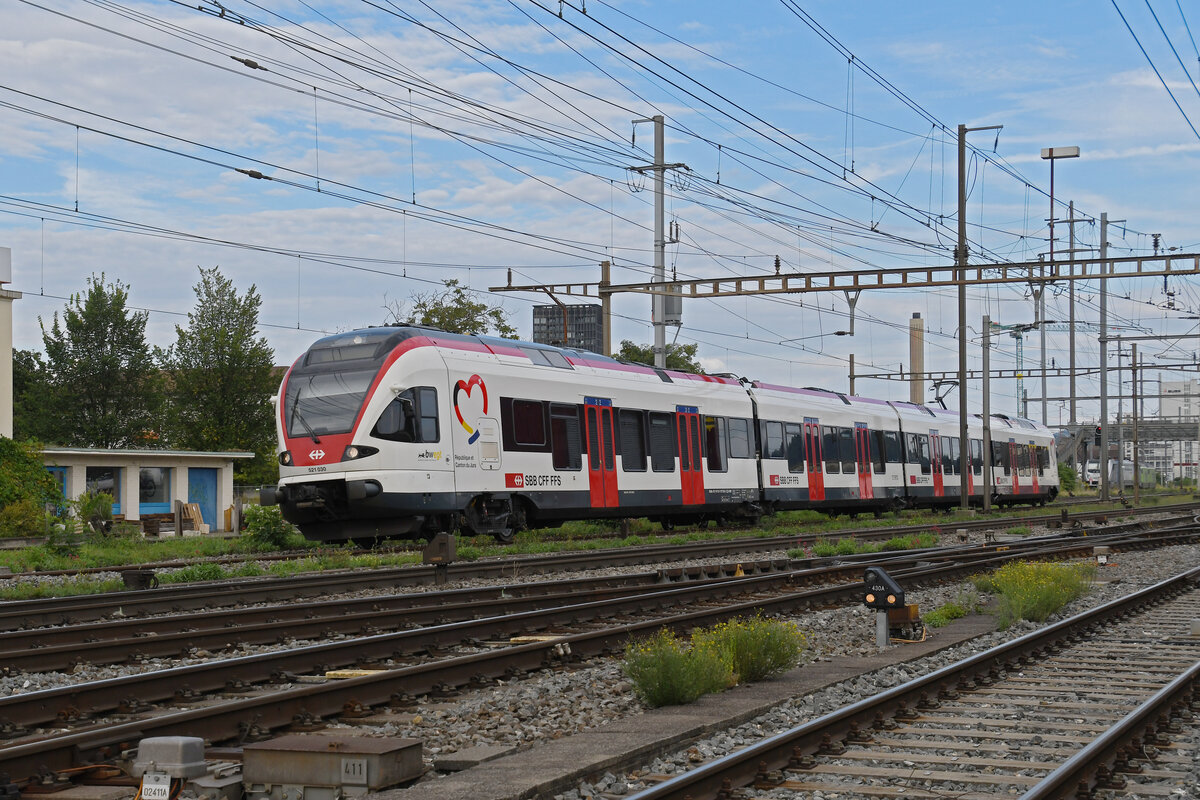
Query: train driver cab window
xmin=785 ymin=423 xmax=804 ymax=473
xmin=705 ymin=416 xmax=728 ymax=472
xmin=371 ymin=387 xmax=439 ymax=443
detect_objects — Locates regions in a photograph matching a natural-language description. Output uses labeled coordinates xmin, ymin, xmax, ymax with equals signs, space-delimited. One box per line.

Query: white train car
xmin=749 ymin=384 xmax=906 ymax=516
xmin=264 ymin=325 xmax=1060 ymax=543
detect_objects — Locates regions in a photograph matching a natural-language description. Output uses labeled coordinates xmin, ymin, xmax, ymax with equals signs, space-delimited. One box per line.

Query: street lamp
xmin=1037 ymin=145 xmax=1080 ymax=425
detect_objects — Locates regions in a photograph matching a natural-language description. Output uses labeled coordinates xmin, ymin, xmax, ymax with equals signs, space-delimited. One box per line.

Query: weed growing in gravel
xmin=691 ymin=614 xmax=808 ymax=683
xmin=792 ymin=532 xmax=938 ymax=560
xmin=624 ymin=616 xmax=808 ymax=707
xmin=623 ymin=628 xmax=731 ymax=708
xmin=972 ymin=561 xmax=1095 ymax=629
xmin=1005 ymin=525 xmax=1033 ymax=537
xmin=923 ymin=589 xmax=983 ymax=628
xmin=0 ymin=577 xmax=123 ymax=600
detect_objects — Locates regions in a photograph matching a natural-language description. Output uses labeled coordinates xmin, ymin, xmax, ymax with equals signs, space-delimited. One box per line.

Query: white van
xmin=1083 ymin=461 xmax=1100 ymax=487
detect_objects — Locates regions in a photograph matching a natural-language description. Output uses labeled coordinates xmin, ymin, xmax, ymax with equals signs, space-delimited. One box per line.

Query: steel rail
xmin=2 ymin=502 xmax=1190 ymax=632
xmin=1019 ymin=660 xmax=1200 ymax=799
xmin=619 ymin=565 xmax=1200 ymax=800
xmin=1 ymin=528 xmax=1187 ymax=768
xmin=5 ymin=525 xmax=1182 ymax=672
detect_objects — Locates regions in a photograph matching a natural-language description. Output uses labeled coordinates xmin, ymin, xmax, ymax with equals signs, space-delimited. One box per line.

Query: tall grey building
xmin=532 ymin=304 xmax=603 ymax=353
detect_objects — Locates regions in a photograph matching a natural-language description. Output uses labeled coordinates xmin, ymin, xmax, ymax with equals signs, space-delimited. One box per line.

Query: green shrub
xmin=623 ymin=628 xmax=732 ymax=708
xmin=0 ymin=498 xmax=53 ymax=538
xmin=74 ymin=491 xmax=114 ymax=533
xmin=241 ymin=504 xmax=299 ymax=549
xmin=811 ymin=540 xmax=837 ymax=557
xmin=972 ymin=561 xmax=1095 ymax=629
xmin=924 ymin=602 xmax=967 ymax=628
xmin=1058 ymin=463 xmax=1077 ymax=493
xmin=0 ymin=439 xmax=62 ymax=512
xmin=691 ymin=614 xmax=807 ymax=683
xmin=1005 ymin=525 xmax=1032 ymax=537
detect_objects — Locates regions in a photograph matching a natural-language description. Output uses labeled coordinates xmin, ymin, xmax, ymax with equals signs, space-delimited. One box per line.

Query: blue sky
xmin=3 ymin=0 xmax=1199 ymax=424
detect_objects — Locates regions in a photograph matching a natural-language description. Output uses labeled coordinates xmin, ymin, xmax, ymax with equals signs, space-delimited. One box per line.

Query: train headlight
xmin=278 ymin=451 xmax=293 ymax=466
xmin=343 ymin=445 xmax=379 ymax=461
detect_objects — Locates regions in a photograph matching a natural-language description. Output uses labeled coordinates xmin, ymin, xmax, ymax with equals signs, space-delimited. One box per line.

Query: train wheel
xmin=660 ymin=518 xmax=676 ymax=531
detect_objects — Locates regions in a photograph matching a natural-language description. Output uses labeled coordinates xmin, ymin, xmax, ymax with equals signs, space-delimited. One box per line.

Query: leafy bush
xmin=75 ymin=491 xmax=114 ymax=533
xmin=972 ymin=561 xmax=1095 ymax=629
xmin=241 ymin=504 xmax=299 ymax=549
xmin=924 ymin=601 xmax=967 ymax=628
xmin=623 ymin=628 xmax=732 ymax=708
xmin=0 ymin=439 xmax=62 ymax=512
xmin=1058 ymin=463 xmax=1077 ymax=493
xmin=0 ymin=498 xmax=53 ymax=538
xmin=691 ymin=614 xmax=807 ymax=683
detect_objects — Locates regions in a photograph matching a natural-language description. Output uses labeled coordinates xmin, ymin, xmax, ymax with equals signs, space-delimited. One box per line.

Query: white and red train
xmin=262 ymin=325 xmax=1059 ymax=544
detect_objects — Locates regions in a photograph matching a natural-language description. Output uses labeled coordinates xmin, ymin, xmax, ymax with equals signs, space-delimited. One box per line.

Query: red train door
xmin=804 ymin=418 xmax=824 ymax=501
xmin=676 ymin=407 xmax=705 ymax=504
xmin=930 ymin=431 xmax=944 ymax=497
xmin=585 ymin=399 xmax=618 ymax=508
xmin=854 ymin=423 xmax=873 ymax=500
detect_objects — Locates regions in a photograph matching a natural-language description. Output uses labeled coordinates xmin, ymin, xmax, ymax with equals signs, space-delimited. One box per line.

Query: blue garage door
xmin=187 ymin=468 xmax=218 ymax=529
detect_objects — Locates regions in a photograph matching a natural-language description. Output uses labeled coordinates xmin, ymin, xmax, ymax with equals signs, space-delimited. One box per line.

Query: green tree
xmin=387 ymin=279 xmax=517 ymax=338
xmin=158 ymin=266 xmax=278 ymax=484
xmin=616 ymin=340 xmax=705 ymax=373
xmin=0 ymin=438 xmax=61 ymax=512
xmin=12 ymin=348 xmax=53 ymax=442
xmin=39 ymin=274 xmax=162 ymax=448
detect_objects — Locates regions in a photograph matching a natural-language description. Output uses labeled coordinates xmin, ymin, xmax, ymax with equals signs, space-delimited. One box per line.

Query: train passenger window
xmin=727 ymin=418 xmax=751 ymax=459
xmin=839 ymin=427 xmax=854 ymax=474
xmin=648 ymin=412 xmax=676 ymax=472
xmin=822 ymin=426 xmax=840 ymax=474
xmin=371 ymin=387 xmax=438 ymax=443
xmin=512 ymin=400 xmax=546 ymax=447
xmin=914 ymin=434 xmax=931 ymax=474
xmin=881 ymin=430 xmax=902 ymax=463
xmin=764 ymin=422 xmax=785 ymax=459
xmin=970 ymin=439 xmax=983 ymax=474
xmin=550 ymin=404 xmax=581 ymax=470
xmin=705 ymin=417 xmax=727 ymax=472
xmin=870 ymin=429 xmax=886 ymax=473
xmin=620 ymin=410 xmax=647 ymax=472
xmin=785 ymin=423 xmax=804 ymax=473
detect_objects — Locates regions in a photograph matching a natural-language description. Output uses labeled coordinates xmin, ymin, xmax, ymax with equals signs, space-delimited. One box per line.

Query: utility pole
xmin=1099 ymin=213 xmax=1110 ymax=501
xmin=630 ymin=115 xmax=685 ymax=368
xmin=982 ymin=313 xmax=992 ymax=512
xmin=1133 ymin=343 xmax=1140 ymax=505
xmin=957 ymin=122 xmax=1002 ymax=509
xmin=1067 ymin=200 xmax=1076 ymax=432
xmin=600 ymin=261 xmax=612 ymax=357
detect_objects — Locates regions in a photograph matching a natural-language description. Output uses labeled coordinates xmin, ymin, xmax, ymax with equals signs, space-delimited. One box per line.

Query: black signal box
xmin=863 ymin=567 xmax=904 ymax=609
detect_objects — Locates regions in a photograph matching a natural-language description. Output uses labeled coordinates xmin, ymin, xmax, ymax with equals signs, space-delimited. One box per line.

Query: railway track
xmin=623 ymin=567 xmax=1200 ymax=800
xmin=3 ymin=502 xmax=1192 ymax=632
xmin=3 ymin=524 xmax=1199 ymax=785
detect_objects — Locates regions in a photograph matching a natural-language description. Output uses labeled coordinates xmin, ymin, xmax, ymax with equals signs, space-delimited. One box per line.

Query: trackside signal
xmin=863 ymin=567 xmax=904 ymax=609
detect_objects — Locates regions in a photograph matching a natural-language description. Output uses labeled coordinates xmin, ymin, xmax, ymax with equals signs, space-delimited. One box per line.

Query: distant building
xmin=532 ymin=304 xmax=603 ymax=353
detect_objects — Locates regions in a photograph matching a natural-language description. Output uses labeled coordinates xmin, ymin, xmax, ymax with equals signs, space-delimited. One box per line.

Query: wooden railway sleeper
xmin=893 ymin=700 xmax=920 ymax=721
xmin=871 ymin=711 xmax=897 ymax=731
xmin=844 ymin=721 xmax=873 ymax=743
xmin=1093 ymin=764 xmax=1127 ymax=790
xmin=815 ymin=733 xmax=845 ymax=755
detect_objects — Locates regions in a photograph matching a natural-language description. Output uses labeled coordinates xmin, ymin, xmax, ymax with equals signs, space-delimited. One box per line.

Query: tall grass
xmin=972 ymin=561 xmax=1095 ymax=629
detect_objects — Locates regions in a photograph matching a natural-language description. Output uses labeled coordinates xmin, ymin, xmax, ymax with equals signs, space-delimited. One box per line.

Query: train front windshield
xmin=285 ymin=370 xmax=378 ymax=437
xmin=283 ymin=328 xmax=407 ymax=439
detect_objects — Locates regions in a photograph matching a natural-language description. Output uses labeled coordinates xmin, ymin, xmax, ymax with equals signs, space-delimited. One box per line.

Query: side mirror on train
xmin=863 ymin=567 xmax=904 ymax=609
